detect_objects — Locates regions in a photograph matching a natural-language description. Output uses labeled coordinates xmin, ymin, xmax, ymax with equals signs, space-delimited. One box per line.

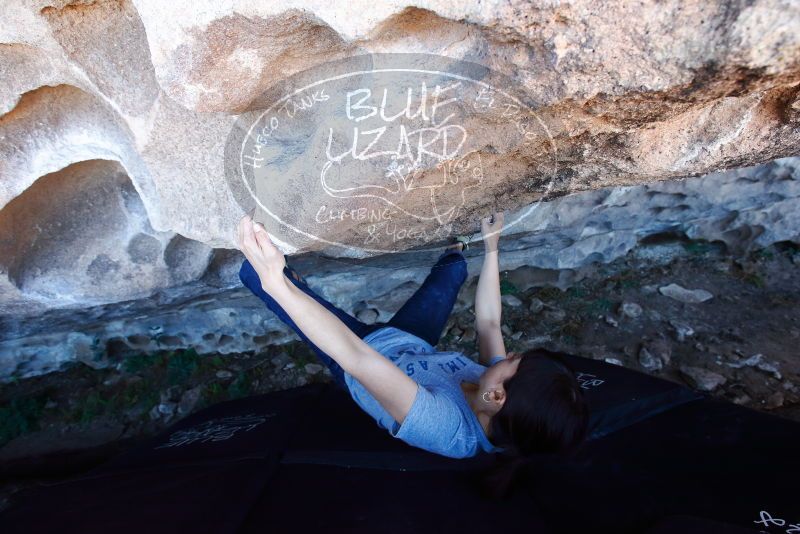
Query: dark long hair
xmin=481 ymin=349 xmax=589 ymax=499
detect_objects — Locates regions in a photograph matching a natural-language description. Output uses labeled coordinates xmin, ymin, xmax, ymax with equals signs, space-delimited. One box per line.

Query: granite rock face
xmin=0 ymin=1 xmax=799 ymax=375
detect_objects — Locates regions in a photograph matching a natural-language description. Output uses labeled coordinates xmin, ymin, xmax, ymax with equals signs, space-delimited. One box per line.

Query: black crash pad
xmin=559 ymin=354 xmax=702 ymax=439
xmin=1 ymin=354 xmax=797 ymax=534
xmin=519 ymin=397 xmax=800 ymax=532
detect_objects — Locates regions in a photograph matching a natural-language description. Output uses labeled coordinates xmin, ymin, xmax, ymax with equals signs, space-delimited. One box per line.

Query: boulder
xmin=679 ymin=365 xmax=727 ymax=392
xmin=0 ymin=1 xmax=799 ymax=379
xmin=658 ymin=284 xmax=714 ymax=304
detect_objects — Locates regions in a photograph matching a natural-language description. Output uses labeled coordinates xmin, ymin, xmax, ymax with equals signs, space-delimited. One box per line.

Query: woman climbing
xmin=236 ymin=211 xmax=588 ymax=475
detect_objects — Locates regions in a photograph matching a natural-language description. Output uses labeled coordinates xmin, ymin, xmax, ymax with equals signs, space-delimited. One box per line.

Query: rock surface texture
xmin=0 ymin=1 xmax=799 ymax=377
xmin=1 ymin=156 xmax=799 ymax=379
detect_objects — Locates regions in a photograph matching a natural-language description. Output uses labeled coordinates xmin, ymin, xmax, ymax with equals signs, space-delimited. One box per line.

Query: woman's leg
xmin=385 ymin=249 xmax=468 ymax=347
xmin=239 ymin=259 xmax=382 ymax=388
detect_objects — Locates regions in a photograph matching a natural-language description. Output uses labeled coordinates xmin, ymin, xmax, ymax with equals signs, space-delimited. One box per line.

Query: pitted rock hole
xmin=127 ymin=233 xmax=162 ymax=265
xmin=164 ymin=234 xmax=213 ymax=281
xmin=87 ymin=254 xmax=121 ymax=278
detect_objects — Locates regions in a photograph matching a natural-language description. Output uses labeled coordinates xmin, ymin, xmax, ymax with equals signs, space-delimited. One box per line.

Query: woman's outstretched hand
xmin=480 ymin=212 xmax=504 ymax=253
xmin=236 ymin=215 xmax=286 ymax=291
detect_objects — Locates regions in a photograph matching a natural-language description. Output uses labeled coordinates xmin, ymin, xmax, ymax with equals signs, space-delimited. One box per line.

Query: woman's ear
xmin=492 ymin=388 xmax=507 ymax=408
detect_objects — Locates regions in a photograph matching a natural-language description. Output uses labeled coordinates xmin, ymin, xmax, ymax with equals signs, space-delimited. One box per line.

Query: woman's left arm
xmin=475 ymin=212 xmax=507 ymax=365
xmin=237 ymin=216 xmax=418 ymax=425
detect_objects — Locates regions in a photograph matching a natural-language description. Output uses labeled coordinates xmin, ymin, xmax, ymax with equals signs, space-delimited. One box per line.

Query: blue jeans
xmin=239 ymin=250 xmax=468 ymax=389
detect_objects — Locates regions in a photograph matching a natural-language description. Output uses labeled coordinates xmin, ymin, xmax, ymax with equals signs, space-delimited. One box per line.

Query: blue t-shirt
xmin=343 ymin=326 xmax=505 ymax=459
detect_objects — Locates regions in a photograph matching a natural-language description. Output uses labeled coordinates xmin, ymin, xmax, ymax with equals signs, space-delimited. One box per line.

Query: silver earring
xmin=482 ymin=391 xmax=492 ymax=403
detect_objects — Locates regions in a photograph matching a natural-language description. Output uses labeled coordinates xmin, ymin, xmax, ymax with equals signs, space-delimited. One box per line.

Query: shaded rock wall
xmin=0 ymin=1 xmax=799 ymax=374
xmin=0 ymin=159 xmax=212 ymax=311
xmin=1 ymin=157 xmax=798 ymax=380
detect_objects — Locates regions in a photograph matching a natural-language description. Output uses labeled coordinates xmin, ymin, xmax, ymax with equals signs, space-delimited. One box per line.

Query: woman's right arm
xmin=475 ymin=212 xmax=507 ymax=366
xmin=236 ymin=216 xmax=418 ymax=426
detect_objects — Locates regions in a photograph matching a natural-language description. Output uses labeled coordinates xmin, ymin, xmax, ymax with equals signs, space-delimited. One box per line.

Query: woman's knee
xmin=454 ymin=258 xmax=468 ymax=285
xmin=238 ymin=259 xmax=260 ymax=291
xmin=434 ymin=252 xmax=468 ymax=285
xmin=239 ymin=260 xmax=282 ymax=307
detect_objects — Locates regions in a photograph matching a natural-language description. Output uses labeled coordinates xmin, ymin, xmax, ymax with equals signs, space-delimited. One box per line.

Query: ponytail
xmin=480 ymin=451 xmax=534 ymax=500
xmin=479 ymin=349 xmax=589 ymax=499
